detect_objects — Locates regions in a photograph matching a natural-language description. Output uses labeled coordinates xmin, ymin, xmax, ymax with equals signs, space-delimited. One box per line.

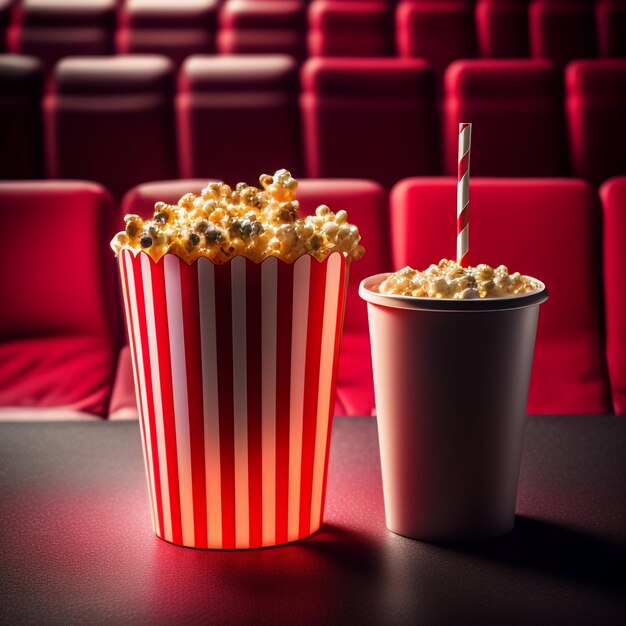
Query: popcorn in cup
xmin=113 ymin=170 xmax=362 ymax=548
xmin=360 ymin=262 xmax=548 ymax=541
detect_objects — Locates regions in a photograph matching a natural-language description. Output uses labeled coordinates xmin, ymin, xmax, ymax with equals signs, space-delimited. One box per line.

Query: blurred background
xmin=1 ymin=0 xmax=626 ymax=421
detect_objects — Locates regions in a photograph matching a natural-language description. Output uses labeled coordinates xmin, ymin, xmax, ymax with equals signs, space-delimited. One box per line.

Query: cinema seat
xmin=110 ymin=177 xmax=388 ymax=418
xmin=396 ymin=0 xmax=475 ymax=93
xmin=0 ymin=181 xmax=120 ymax=419
xmin=117 ymin=0 xmax=218 ymax=66
xmin=597 ymin=1 xmax=626 ymax=58
xmin=475 ymin=0 xmax=529 ymax=59
xmin=390 ymin=177 xmax=613 ymax=415
xmin=530 ymin=0 xmax=596 ymax=65
xmin=44 ymin=55 xmax=178 ymax=201
xmin=444 ymin=60 xmax=568 ymax=177
xmin=0 ymin=54 xmax=44 ymax=179
xmin=600 ymin=177 xmax=626 ymax=414
xmin=217 ymin=0 xmax=307 ymax=60
xmin=177 ymin=55 xmax=301 ymax=183
xmin=6 ymin=0 xmax=117 ymax=72
xmin=566 ymin=60 xmax=626 ymax=186
xmin=308 ymin=1 xmax=394 ymax=58
xmin=301 ymin=58 xmax=439 ymax=189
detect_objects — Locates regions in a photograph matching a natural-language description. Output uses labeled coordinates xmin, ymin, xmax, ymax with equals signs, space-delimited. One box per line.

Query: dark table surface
xmin=1 ymin=415 xmax=625 ymax=625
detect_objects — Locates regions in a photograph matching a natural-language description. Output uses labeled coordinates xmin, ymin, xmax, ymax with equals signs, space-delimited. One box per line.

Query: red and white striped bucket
xmin=118 ymin=249 xmax=349 ymax=549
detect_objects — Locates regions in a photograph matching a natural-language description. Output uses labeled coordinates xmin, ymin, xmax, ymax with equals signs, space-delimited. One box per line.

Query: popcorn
xmin=111 ymin=169 xmax=365 ymax=264
xmin=378 ymin=259 xmax=541 ymax=299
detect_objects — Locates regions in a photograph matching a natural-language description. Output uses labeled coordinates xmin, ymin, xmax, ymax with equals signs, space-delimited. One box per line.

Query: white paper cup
xmin=360 ymin=273 xmax=548 ymax=541
xmin=118 ymin=250 xmax=349 ymax=549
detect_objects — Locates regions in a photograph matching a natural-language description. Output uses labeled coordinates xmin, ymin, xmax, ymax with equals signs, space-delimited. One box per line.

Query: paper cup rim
xmin=359 ymin=272 xmax=548 ymax=312
xmin=116 ymin=249 xmax=350 ymax=267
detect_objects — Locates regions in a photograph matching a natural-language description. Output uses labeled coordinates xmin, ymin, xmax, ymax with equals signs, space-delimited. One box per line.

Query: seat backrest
xmin=600 ymin=177 xmax=626 ymax=414
xmin=117 ymin=0 xmax=218 ymax=65
xmin=596 ymin=1 xmax=626 ymax=58
xmin=396 ymin=0 xmax=475 ymax=93
xmin=6 ymin=0 xmax=117 ymax=71
xmin=177 ymin=54 xmax=301 ymax=182
xmin=217 ymin=0 xmax=307 ymax=58
xmin=566 ymin=60 xmax=626 ymax=186
xmin=0 ymin=181 xmax=120 ymax=415
xmin=301 ymin=57 xmax=439 ymax=189
xmin=308 ymin=0 xmax=394 ymax=57
xmin=390 ymin=177 xmax=613 ymax=415
xmin=0 ymin=53 xmax=43 ymax=179
xmin=444 ymin=59 xmax=568 ymax=177
xmin=44 ymin=55 xmax=177 ymax=201
xmin=475 ymin=0 xmax=529 ymax=59
xmin=530 ymin=0 xmax=596 ymax=65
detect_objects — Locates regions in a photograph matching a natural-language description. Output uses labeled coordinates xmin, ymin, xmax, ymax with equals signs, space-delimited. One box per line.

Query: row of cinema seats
xmin=2 ymin=54 xmax=626 ymax=196
xmin=1 ymin=1 xmax=625 ymax=74
xmin=0 ymin=55 xmax=626 ymax=199
xmin=1 ymin=175 xmax=626 ymax=421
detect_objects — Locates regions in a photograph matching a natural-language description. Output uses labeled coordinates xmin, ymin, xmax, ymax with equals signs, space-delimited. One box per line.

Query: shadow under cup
xmin=360 ymin=273 xmax=548 ymax=541
xmin=118 ymin=249 xmax=349 ymax=549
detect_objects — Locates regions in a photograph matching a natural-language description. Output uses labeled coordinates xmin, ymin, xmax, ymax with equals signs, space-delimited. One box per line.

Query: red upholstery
xmin=308 ymin=1 xmax=394 ymax=58
xmin=117 ymin=0 xmax=218 ymax=66
xmin=390 ymin=177 xmax=612 ymax=415
xmin=6 ymin=0 xmax=116 ymax=72
xmin=112 ymin=177 xmax=387 ymax=417
xmin=0 ymin=54 xmax=43 ymax=179
xmin=444 ymin=60 xmax=568 ymax=177
xmin=217 ymin=0 xmax=307 ymax=60
xmin=475 ymin=0 xmax=529 ymax=59
xmin=600 ymin=177 xmax=626 ymax=414
xmin=0 ymin=1 xmax=13 ymax=53
xmin=0 ymin=181 xmax=120 ymax=418
xmin=301 ymin=57 xmax=439 ymax=189
xmin=396 ymin=1 xmax=475 ymax=93
xmin=44 ymin=55 xmax=177 ymax=201
xmin=530 ymin=0 xmax=596 ymax=65
xmin=597 ymin=1 xmax=626 ymax=58
xmin=177 ymin=54 xmax=301 ymax=182
xmin=566 ymin=60 xmax=626 ymax=186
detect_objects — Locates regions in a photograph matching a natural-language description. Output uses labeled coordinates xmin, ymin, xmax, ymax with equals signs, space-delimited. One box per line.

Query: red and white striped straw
xmin=457 ymin=122 xmax=472 ymax=266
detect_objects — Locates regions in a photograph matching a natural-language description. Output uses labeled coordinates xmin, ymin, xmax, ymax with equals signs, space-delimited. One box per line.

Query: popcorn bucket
xmin=118 ymin=249 xmax=349 ymax=549
xmin=360 ymin=273 xmax=548 ymax=541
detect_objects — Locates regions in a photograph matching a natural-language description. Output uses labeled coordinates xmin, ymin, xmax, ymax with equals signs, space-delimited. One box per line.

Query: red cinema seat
xmin=301 ymin=58 xmax=439 ymax=189
xmin=475 ymin=0 xmax=529 ymax=59
xmin=597 ymin=1 xmax=626 ymax=58
xmin=308 ymin=1 xmax=394 ymax=58
xmin=444 ymin=60 xmax=568 ymax=177
xmin=117 ymin=0 xmax=218 ymax=66
xmin=44 ymin=55 xmax=177 ymax=201
xmin=390 ymin=177 xmax=613 ymax=415
xmin=6 ymin=0 xmax=117 ymax=72
xmin=600 ymin=177 xmax=626 ymax=414
xmin=530 ymin=0 xmax=596 ymax=65
xmin=110 ymin=177 xmax=387 ymax=418
xmin=566 ymin=60 xmax=626 ymax=186
xmin=0 ymin=54 xmax=44 ymax=179
xmin=0 ymin=181 xmax=120 ymax=419
xmin=177 ymin=55 xmax=301 ymax=182
xmin=396 ymin=1 xmax=475 ymax=93
xmin=217 ymin=0 xmax=307 ymax=60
